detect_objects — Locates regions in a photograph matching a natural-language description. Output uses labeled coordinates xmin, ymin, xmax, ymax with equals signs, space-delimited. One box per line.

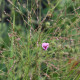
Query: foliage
xmin=0 ymin=0 xmax=80 ymax=80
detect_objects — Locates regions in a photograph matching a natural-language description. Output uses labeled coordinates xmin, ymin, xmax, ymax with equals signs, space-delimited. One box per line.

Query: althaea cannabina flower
xmin=42 ymin=43 xmax=49 ymax=50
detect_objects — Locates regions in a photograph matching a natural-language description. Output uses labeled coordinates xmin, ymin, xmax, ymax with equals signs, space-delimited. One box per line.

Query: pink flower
xmin=42 ymin=43 xmax=49 ymax=50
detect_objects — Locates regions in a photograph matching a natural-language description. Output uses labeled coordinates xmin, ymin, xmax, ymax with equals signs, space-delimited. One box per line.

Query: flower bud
xmin=45 ymin=22 xmax=50 ymax=28
xmin=65 ymin=25 xmax=70 ymax=30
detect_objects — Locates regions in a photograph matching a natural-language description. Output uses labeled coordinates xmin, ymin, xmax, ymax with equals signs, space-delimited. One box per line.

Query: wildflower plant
xmin=0 ymin=0 xmax=80 ymax=80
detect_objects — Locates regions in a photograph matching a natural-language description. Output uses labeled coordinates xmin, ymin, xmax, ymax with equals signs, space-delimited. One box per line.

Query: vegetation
xmin=0 ymin=0 xmax=80 ymax=80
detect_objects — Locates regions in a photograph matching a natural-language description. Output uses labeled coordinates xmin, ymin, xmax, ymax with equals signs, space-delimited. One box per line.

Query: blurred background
xmin=0 ymin=0 xmax=80 ymax=49
xmin=0 ymin=0 xmax=80 ymax=47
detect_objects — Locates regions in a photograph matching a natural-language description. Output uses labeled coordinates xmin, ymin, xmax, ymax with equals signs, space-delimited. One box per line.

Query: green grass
xmin=0 ymin=0 xmax=80 ymax=80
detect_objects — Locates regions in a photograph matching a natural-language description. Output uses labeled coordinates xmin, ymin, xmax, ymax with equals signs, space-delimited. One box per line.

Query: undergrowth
xmin=0 ymin=0 xmax=80 ymax=80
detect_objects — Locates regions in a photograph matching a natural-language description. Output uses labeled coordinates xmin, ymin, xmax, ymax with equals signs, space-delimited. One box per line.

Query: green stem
xmin=9 ymin=0 xmax=15 ymax=79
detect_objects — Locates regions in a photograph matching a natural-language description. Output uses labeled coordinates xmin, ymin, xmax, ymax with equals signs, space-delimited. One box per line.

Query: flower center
xmin=43 ymin=46 xmax=47 ymax=49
